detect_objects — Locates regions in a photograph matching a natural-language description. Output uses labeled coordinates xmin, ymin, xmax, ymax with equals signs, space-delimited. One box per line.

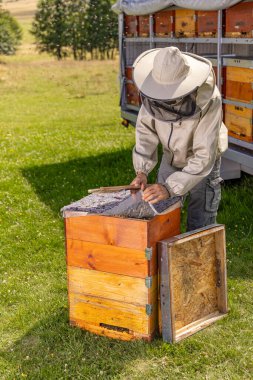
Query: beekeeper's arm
xmin=132 ymin=105 xmax=160 ymax=176
xmin=165 ymin=96 xmax=223 ymax=197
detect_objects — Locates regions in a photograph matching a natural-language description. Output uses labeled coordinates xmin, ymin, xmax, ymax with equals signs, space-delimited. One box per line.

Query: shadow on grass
xmin=21 ymin=148 xmax=151 ymax=218
xmin=0 ymin=308 xmax=150 ymax=379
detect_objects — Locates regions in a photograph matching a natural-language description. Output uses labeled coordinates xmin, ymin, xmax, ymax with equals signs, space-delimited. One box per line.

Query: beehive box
xmin=124 ymin=15 xmax=138 ymax=37
xmin=159 ymin=224 xmax=228 ymax=343
xmin=226 ymin=65 xmax=253 ymax=104
xmin=225 ymin=104 xmax=253 ymax=142
xmin=125 ymin=66 xmax=133 ymax=81
xmin=138 ymin=15 xmax=150 ymax=37
xmin=175 ymin=9 xmax=197 ymax=38
xmin=65 ymin=205 xmax=181 ymax=341
xmin=154 ymin=10 xmax=175 ymax=37
xmin=197 ymin=11 xmax=218 ymax=37
xmin=126 ymin=82 xmax=140 ymax=107
xmin=225 ymin=1 xmax=253 ymax=38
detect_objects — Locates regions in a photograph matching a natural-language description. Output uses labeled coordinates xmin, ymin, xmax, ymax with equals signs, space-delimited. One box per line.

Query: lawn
xmin=0 ymin=6 xmax=252 ymax=380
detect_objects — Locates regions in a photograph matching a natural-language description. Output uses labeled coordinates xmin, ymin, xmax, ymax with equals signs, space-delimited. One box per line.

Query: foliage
xmin=31 ymin=0 xmax=69 ymax=59
xmin=0 ymin=8 xmax=22 ymax=55
xmin=32 ymin=0 xmax=118 ymax=60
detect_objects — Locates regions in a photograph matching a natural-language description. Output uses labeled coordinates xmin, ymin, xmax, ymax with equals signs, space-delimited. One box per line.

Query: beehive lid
xmin=61 ymin=190 xmax=181 ymax=220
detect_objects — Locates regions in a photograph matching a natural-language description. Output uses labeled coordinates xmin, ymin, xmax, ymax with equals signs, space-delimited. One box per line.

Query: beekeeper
xmin=130 ymin=46 xmax=228 ymax=231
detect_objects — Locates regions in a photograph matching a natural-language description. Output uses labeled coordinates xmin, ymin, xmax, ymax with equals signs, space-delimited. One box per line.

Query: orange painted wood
xmin=226 ymin=66 xmax=253 ymax=103
xmin=197 ymin=11 xmax=218 ymax=37
xmin=154 ymin=10 xmax=175 ymax=37
xmin=226 ymin=66 xmax=253 ymax=83
xmin=225 ymin=104 xmax=253 ymax=142
xmin=70 ymin=318 xmax=154 ymax=341
xmin=69 ymin=293 xmax=150 ymax=334
xmin=138 ymin=15 xmax=150 ymax=37
xmin=66 ymin=239 xmax=154 ymax=277
xmin=126 ymin=82 xmax=140 ymax=106
xmin=125 ymin=66 xmax=133 ymax=81
xmin=67 ymin=266 xmax=157 ymax=306
xmin=225 ymin=2 xmax=253 ymax=38
xmin=124 ymin=15 xmax=138 ymax=37
xmin=65 ymin=215 xmax=148 ymax=250
xmin=65 ymin=205 xmax=181 ymax=341
xmin=175 ymin=9 xmax=196 ymax=37
xmin=226 ymin=81 xmax=252 ymax=103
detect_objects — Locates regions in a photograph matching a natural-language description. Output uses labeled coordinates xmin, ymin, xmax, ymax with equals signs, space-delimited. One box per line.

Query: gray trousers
xmin=157 ymin=157 xmax=222 ymax=231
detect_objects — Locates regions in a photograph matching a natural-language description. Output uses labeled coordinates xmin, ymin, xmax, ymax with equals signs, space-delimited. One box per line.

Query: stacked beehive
xmin=123 ymin=2 xmax=253 ymax=142
xmin=225 ymin=61 xmax=253 ymax=142
xmin=65 ymin=207 xmax=181 ymax=341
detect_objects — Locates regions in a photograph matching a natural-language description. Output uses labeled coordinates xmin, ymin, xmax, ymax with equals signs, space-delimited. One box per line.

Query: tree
xmin=65 ymin=0 xmax=89 ymax=60
xmin=32 ymin=0 xmax=69 ymax=60
xmin=86 ymin=0 xmax=118 ymax=59
xmin=32 ymin=0 xmax=118 ymax=60
xmin=0 ymin=8 xmax=22 ymax=55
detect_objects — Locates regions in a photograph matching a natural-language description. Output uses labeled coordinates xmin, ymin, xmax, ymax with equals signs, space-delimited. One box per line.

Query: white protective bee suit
xmin=132 ymin=47 xmax=228 ymax=230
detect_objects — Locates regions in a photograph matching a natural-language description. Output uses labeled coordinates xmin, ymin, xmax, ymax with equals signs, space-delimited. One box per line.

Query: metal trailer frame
xmin=118 ymin=3 xmax=253 ymax=179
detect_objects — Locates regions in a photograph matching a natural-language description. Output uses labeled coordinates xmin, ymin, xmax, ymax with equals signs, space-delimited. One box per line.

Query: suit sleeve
xmin=133 ymin=105 xmax=160 ymax=176
xmin=165 ymin=97 xmax=223 ymax=196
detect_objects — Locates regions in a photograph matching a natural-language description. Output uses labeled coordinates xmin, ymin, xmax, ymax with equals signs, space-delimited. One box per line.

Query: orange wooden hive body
xmin=225 ymin=66 xmax=253 ymax=142
xmin=175 ymin=9 xmax=197 ymax=38
xmin=65 ymin=207 xmax=181 ymax=341
xmin=225 ymin=2 xmax=253 ymax=38
xmin=197 ymin=10 xmax=218 ymax=37
xmin=154 ymin=10 xmax=175 ymax=37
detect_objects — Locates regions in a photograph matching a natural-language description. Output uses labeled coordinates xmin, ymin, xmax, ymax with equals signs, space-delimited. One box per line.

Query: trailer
xmin=115 ymin=0 xmax=253 ymax=179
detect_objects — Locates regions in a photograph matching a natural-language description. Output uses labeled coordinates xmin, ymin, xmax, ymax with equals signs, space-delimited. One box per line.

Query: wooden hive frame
xmin=159 ymin=224 xmax=228 ymax=343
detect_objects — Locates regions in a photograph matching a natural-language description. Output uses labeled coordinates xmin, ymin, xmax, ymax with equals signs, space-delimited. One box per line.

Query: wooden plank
xmin=226 ymin=81 xmax=252 ymax=103
xmin=154 ymin=10 xmax=175 ymax=37
xmin=65 ymin=215 xmax=148 ymax=250
xmin=148 ymin=206 xmax=181 ymax=247
xmin=175 ymin=311 xmax=226 ymax=342
xmin=170 ymin=235 xmax=219 ymax=331
xmin=175 ymin=9 xmax=196 ymax=38
xmin=67 ymin=266 xmax=157 ymax=306
xmin=70 ymin=319 xmax=154 ymax=341
xmin=225 ymin=2 xmax=253 ymax=38
xmin=66 ymin=239 xmax=153 ymax=278
xmin=197 ymin=10 xmax=218 ymax=37
xmin=161 ymin=224 xmax=224 ymax=247
xmin=159 ymin=241 xmax=173 ymax=342
xmin=126 ymin=82 xmax=140 ymax=106
xmin=225 ymin=111 xmax=253 ymax=142
xmin=138 ymin=15 xmax=150 ymax=37
xmin=69 ymin=293 xmax=149 ymax=335
xmin=124 ymin=15 xmax=138 ymax=37
xmin=226 ymin=66 xmax=253 ymax=84
xmin=215 ymin=229 xmax=228 ymax=313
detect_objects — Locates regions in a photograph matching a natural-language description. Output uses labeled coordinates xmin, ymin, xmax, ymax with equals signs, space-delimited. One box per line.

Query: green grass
xmin=0 ymin=17 xmax=253 ymax=380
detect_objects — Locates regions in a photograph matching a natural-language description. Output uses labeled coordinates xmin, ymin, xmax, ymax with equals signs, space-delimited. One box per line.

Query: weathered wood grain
xmin=66 ymin=239 xmax=154 ymax=277
xmin=69 ymin=293 xmax=149 ymax=334
xmin=175 ymin=9 xmax=196 ymax=37
xmin=68 ymin=266 xmax=157 ymax=306
xmin=65 ymin=215 xmax=148 ymax=250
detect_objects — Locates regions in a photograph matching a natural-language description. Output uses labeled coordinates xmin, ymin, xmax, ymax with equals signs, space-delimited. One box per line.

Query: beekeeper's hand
xmin=130 ymin=172 xmax=147 ymax=192
xmin=142 ymin=184 xmax=170 ymax=204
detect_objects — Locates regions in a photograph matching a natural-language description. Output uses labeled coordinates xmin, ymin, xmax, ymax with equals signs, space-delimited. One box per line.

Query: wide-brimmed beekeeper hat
xmin=133 ymin=46 xmax=212 ymax=100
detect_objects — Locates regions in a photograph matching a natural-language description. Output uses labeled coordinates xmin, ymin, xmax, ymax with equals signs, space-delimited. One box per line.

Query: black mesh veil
xmin=140 ymin=89 xmax=200 ymax=122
